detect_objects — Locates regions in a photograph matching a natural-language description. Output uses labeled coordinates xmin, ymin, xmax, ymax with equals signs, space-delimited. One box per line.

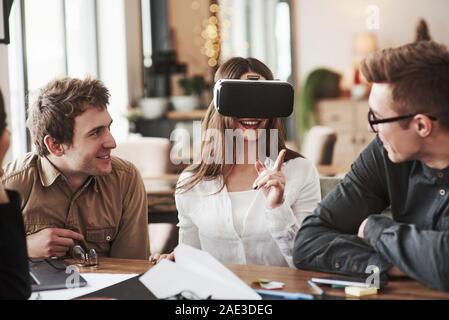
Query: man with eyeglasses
xmin=293 ymin=40 xmax=449 ymax=291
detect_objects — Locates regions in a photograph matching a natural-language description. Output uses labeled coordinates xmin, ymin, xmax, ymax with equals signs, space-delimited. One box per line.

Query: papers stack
xmin=139 ymin=244 xmax=261 ymax=300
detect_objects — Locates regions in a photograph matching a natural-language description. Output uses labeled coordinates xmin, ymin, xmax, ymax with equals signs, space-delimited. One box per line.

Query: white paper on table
xmin=139 ymin=244 xmax=261 ymax=300
xmin=29 ymin=273 xmax=138 ymax=300
xmin=260 ymin=281 xmax=285 ymax=290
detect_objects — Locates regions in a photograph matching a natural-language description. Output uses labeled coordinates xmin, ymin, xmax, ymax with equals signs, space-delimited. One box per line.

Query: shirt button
xmin=106 ymin=235 xmax=112 ymax=241
xmin=334 ymin=262 xmax=341 ymax=269
xmin=438 ymin=172 xmax=444 ymax=178
xmin=440 ymin=189 xmax=446 ymax=196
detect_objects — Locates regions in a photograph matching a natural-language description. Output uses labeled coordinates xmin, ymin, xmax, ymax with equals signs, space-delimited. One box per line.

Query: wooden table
xmin=75 ymin=258 xmax=449 ymax=300
xmin=143 ymin=163 xmax=352 ymax=202
xmin=143 ymin=165 xmax=351 ymax=218
xmin=143 ymin=164 xmax=351 ymax=199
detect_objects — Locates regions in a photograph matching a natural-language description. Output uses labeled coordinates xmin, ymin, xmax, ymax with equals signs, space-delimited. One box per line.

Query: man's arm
xmin=2 ymin=157 xmax=84 ymax=258
xmin=362 ymin=215 xmax=449 ymax=291
xmin=293 ymin=138 xmax=392 ymax=276
xmin=110 ymin=164 xmax=150 ymax=260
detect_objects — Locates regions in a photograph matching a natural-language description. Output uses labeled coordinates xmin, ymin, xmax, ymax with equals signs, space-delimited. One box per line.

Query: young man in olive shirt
xmin=294 ymin=41 xmax=449 ymax=291
xmin=2 ymin=78 xmax=149 ymax=260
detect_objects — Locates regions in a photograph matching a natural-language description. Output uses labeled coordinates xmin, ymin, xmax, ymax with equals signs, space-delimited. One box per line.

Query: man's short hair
xmin=27 ymin=77 xmax=110 ymax=156
xmin=361 ymin=40 xmax=449 ymax=131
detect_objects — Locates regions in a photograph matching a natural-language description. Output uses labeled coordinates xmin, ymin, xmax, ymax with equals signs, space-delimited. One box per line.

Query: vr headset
xmin=213 ymin=79 xmax=294 ymax=118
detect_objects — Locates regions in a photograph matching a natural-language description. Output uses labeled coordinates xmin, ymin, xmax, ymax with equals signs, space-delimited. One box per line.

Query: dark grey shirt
xmin=293 ymin=137 xmax=449 ymax=291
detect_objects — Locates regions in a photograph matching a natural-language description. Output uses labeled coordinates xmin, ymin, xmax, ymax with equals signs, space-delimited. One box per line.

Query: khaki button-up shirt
xmin=1 ymin=153 xmax=149 ymax=259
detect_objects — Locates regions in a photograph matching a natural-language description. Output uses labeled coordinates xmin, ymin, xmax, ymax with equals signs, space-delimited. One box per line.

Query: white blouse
xmin=228 ymin=190 xmax=258 ymax=237
xmin=175 ymin=157 xmax=322 ymax=267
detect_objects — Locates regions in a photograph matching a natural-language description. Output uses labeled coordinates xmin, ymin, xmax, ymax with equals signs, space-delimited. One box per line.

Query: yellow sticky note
xmin=257 ymin=278 xmax=271 ymax=284
xmin=251 ymin=278 xmax=270 ymax=286
xmin=345 ymin=286 xmax=378 ymax=297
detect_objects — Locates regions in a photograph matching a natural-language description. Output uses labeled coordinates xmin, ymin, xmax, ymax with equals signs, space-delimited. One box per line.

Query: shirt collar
xmin=420 ymin=162 xmax=449 ymax=184
xmin=38 ymin=156 xmax=63 ymax=187
xmin=37 ymin=156 xmax=99 ymax=191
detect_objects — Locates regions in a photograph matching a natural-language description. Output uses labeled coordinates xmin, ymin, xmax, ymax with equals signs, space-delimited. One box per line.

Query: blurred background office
xmin=1 ymin=0 xmax=449 ymax=254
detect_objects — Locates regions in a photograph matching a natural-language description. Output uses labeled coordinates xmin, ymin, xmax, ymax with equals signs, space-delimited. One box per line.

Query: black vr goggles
xmin=213 ymin=79 xmax=294 ymax=118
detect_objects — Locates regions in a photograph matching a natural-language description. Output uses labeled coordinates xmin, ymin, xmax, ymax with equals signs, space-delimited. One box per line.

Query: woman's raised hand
xmin=253 ymin=149 xmax=286 ymax=209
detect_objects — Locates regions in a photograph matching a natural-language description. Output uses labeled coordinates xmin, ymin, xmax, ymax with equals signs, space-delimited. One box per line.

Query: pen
xmin=308 ymin=280 xmax=325 ymax=296
xmin=255 ymin=289 xmax=315 ymax=300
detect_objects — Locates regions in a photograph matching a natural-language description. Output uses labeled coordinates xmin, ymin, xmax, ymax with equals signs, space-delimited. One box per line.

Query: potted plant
xmin=172 ymin=75 xmax=208 ymax=112
xmin=123 ymin=107 xmax=143 ymax=134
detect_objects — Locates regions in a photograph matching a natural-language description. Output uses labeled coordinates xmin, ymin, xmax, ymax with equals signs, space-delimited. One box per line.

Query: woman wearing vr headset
xmin=0 ymin=89 xmax=31 ymax=299
xmin=152 ymin=57 xmax=321 ymax=267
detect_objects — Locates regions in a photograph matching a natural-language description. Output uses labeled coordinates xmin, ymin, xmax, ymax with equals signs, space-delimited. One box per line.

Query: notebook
xmin=77 ymin=274 xmax=156 ymax=300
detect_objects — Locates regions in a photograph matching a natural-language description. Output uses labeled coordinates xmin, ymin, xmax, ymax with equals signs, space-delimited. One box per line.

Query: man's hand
xmin=27 ymin=228 xmax=84 ymax=258
xmin=387 ymin=266 xmax=407 ymax=277
xmin=357 ymin=218 xmax=369 ymax=238
xmin=358 ymin=219 xmax=408 ymax=278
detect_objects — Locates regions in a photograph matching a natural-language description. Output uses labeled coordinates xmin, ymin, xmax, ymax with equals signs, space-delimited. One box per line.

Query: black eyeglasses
xmin=28 ymin=245 xmax=99 ymax=270
xmin=71 ymin=245 xmax=99 ymax=267
xmin=367 ymin=110 xmax=437 ymax=133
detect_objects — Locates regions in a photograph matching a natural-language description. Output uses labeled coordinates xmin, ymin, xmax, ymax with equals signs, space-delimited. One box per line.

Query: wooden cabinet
xmin=316 ymin=98 xmax=375 ymax=167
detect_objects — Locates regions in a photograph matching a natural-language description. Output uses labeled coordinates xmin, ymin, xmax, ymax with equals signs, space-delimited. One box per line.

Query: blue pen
xmin=255 ymin=289 xmax=315 ymax=300
xmin=307 ymin=280 xmax=325 ymax=296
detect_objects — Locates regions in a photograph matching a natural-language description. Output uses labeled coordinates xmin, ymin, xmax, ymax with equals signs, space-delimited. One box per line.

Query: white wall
xmin=0 ymin=0 xmax=9 ymax=138
xmin=97 ymin=0 xmax=143 ymax=142
xmin=297 ymin=0 xmax=449 ymax=83
xmin=0 ymin=47 xmax=10 ymax=110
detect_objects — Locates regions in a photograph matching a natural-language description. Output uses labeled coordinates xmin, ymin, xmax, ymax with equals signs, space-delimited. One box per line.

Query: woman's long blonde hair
xmin=177 ymin=57 xmax=300 ymax=193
